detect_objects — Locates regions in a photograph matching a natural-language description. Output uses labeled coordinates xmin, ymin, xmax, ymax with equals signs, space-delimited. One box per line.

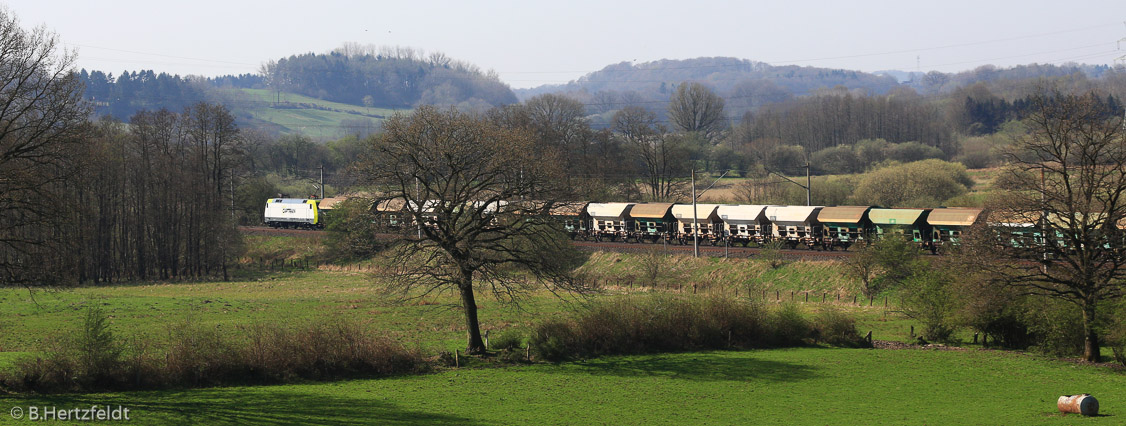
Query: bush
xmin=489 ymin=330 xmax=529 ymax=363
xmin=528 ymin=295 xmax=844 ymax=362
xmin=1025 ymin=299 xmax=1085 ymax=357
xmin=2 ymin=315 xmax=425 ymax=393
xmin=529 ymin=321 xmax=579 ymax=362
xmin=490 ymin=329 xmax=525 ymax=351
xmin=811 ymin=145 xmax=860 ymax=175
xmin=812 ymin=307 xmax=871 ymax=348
xmin=898 ymin=267 xmax=961 ymax=343
xmin=959 ymin=281 xmax=1035 ymax=349
xmin=768 ymin=303 xmax=810 ymax=346
xmin=8 ymin=307 xmax=131 ymax=392
xmin=324 ymin=197 xmax=384 ymax=261
xmin=758 ymin=240 xmax=787 ymax=269
xmin=855 ymin=138 xmax=890 ymax=169
xmin=885 ymin=142 xmax=944 ymax=163
xmin=851 ymin=159 xmax=972 ymax=207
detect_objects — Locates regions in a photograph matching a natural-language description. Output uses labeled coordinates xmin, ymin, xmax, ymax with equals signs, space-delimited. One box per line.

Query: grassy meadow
xmin=1 ymin=234 xmax=1122 ymax=424
xmin=222 ymin=89 xmax=405 ymax=139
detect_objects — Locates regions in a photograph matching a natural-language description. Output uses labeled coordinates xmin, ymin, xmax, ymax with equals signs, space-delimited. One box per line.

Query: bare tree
xmin=667 ymin=82 xmax=727 ymax=140
xmin=961 ymin=90 xmax=1126 ymax=362
xmin=613 ymin=106 xmax=688 ymax=201
xmin=359 ymin=106 xmax=590 ymax=354
xmin=0 ymin=9 xmax=88 ymax=285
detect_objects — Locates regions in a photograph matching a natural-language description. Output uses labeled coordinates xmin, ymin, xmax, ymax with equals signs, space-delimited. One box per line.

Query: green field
xmin=1 ymin=235 xmax=1121 ymax=424
xmin=221 ymin=89 xmax=406 ymax=139
xmin=2 ymin=349 xmax=1120 ymax=424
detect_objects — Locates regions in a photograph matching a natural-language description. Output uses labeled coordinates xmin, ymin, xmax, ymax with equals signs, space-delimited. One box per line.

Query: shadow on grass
xmin=21 ymin=387 xmax=479 ymax=425
xmin=567 ymin=350 xmax=820 ymax=383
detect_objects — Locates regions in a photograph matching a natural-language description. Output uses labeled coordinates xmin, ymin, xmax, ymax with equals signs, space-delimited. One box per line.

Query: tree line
xmin=0 ymin=10 xmax=249 ymax=284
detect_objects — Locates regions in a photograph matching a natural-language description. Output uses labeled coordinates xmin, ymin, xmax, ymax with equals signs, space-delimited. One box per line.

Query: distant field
xmin=221 ymin=89 xmax=406 ymax=139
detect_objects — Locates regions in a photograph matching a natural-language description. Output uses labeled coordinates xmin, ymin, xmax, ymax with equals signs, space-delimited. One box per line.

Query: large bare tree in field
xmin=961 ymin=90 xmax=1126 ymax=362
xmin=360 ymin=106 xmax=589 ymax=354
xmin=0 ymin=9 xmax=88 ymax=285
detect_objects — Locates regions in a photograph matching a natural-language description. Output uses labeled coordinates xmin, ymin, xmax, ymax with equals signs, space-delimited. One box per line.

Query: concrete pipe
xmin=1057 ymin=394 xmax=1098 ymax=416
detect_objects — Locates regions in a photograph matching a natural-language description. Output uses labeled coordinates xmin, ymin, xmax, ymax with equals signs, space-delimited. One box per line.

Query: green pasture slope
xmin=223 ymin=89 xmax=404 ymax=139
xmin=1 ymin=235 xmax=1123 ymax=424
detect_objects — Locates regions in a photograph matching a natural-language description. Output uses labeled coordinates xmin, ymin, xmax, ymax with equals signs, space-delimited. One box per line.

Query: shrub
xmin=768 ymin=303 xmax=811 ymax=346
xmin=489 ymin=330 xmax=529 ymax=363
xmin=324 ymin=197 xmax=384 ymax=261
xmin=1025 ymin=300 xmax=1085 ymax=357
xmin=1 ymin=315 xmax=425 ymax=393
xmin=529 ymin=320 xmax=578 ymax=362
xmin=812 ymin=307 xmax=871 ymax=348
xmin=811 ymin=145 xmax=860 ymax=175
xmin=528 ymin=295 xmax=834 ymax=362
xmin=898 ymin=267 xmax=961 ymax=343
xmin=758 ymin=240 xmax=786 ymax=269
xmin=885 ymin=141 xmax=944 ymax=163
xmin=490 ymin=330 xmax=525 ymax=351
xmin=959 ymin=281 xmax=1035 ymax=349
xmin=7 ymin=307 xmax=129 ymax=392
xmin=851 ymin=159 xmax=972 ymax=207
xmin=855 ymin=138 xmax=890 ymax=169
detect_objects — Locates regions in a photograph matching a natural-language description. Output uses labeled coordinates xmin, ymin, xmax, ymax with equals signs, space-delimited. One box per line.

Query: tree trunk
xmin=459 ymin=270 xmax=487 ymax=354
xmin=1082 ymin=300 xmax=1101 ymax=362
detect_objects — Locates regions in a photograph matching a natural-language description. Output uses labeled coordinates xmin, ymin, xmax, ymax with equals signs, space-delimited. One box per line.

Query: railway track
xmin=240 ymin=226 xmax=855 ymax=260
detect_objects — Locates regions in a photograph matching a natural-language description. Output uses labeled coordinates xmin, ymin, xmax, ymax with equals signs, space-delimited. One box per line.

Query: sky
xmin=4 ymin=0 xmax=1126 ymax=89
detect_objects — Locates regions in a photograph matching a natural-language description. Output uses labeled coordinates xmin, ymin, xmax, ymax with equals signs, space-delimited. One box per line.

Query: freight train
xmin=366 ymin=198 xmax=986 ymax=252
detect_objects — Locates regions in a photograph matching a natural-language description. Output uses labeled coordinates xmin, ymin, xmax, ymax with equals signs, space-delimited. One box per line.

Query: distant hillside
xmin=514 ymin=57 xmax=900 ymax=118
xmin=261 ymin=46 xmax=517 ymax=109
xmin=215 ymin=89 xmax=407 ymax=140
xmin=514 ymin=57 xmax=1121 ymax=119
xmin=520 ymin=57 xmax=899 ymax=97
xmin=76 ymin=46 xmax=516 ymax=139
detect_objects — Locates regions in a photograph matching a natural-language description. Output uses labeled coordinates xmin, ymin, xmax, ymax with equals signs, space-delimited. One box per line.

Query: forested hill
xmin=515 ymin=57 xmax=900 ymax=102
xmin=514 ymin=57 xmax=1117 ymax=115
xmin=261 ymin=48 xmax=517 ymax=108
xmin=74 ymin=47 xmax=518 ymax=137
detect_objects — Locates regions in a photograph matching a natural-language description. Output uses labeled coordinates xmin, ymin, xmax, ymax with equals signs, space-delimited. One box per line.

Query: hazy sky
xmin=5 ymin=0 xmax=1126 ymax=89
